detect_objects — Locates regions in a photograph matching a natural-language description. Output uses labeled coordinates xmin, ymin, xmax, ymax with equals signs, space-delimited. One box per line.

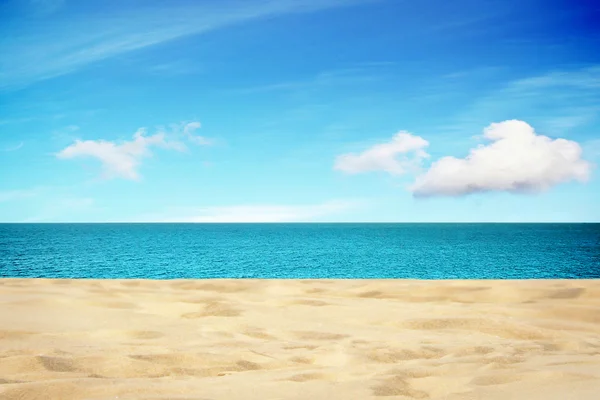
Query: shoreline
xmin=1 ymin=279 xmax=599 ymax=399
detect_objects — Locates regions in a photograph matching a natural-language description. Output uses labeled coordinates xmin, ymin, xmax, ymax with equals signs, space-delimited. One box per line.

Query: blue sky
xmin=1 ymin=0 xmax=599 ymax=222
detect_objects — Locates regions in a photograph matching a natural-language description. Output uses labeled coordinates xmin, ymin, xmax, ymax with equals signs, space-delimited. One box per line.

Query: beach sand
xmin=1 ymin=279 xmax=599 ymax=399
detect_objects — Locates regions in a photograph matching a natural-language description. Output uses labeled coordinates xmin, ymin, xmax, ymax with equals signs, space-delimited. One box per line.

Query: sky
xmin=1 ymin=0 xmax=599 ymax=222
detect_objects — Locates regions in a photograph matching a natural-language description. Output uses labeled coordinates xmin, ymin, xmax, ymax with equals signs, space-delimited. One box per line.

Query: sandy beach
xmin=1 ymin=279 xmax=599 ymax=399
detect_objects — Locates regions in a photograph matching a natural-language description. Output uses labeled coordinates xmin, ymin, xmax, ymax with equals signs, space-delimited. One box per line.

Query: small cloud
xmin=452 ymin=66 xmax=600 ymax=133
xmin=146 ymin=60 xmax=201 ymax=76
xmin=183 ymin=121 xmax=212 ymax=145
xmin=56 ymin=121 xmax=211 ymax=180
xmin=411 ymin=120 xmax=592 ymax=197
xmin=334 ymin=131 xmax=429 ymax=175
xmin=57 ymin=128 xmax=185 ymax=180
xmin=1 ymin=141 xmax=24 ymax=152
xmin=0 ymin=188 xmax=39 ymax=202
xmin=153 ymin=200 xmax=364 ymax=223
xmin=0 ymin=117 xmax=36 ymax=125
xmin=52 ymin=125 xmax=80 ymax=142
xmin=542 ymin=109 xmax=597 ymax=132
xmin=510 ymin=66 xmax=600 ymax=91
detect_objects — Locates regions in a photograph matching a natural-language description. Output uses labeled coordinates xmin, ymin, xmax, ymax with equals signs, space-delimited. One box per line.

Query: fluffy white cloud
xmin=150 ymin=200 xmax=363 ymax=223
xmin=57 ymin=121 xmax=211 ymax=180
xmin=411 ymin=120 xmax=592 ymax=197
xmin=334 ymin=131 xmax=429 ymax=175
xmin=57 ymin=128 xmax=184 ymax=180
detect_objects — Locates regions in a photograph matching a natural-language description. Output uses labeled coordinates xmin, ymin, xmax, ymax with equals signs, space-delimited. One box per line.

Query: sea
xmin=1 ymin=223 xmax=599 ymax=279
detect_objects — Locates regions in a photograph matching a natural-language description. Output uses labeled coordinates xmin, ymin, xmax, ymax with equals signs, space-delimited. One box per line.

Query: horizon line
xmin=1 ymin=221 xmax=599 ymax=224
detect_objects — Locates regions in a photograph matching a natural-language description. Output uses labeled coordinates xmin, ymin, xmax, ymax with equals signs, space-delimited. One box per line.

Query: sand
xmin=1 ymin=279 xmax=599 ymax=400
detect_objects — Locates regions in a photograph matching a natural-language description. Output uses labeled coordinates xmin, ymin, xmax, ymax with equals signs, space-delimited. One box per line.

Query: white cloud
xmin=183 ymin=121 xmax=212 ymax=145
xmin=57 ymin=128 xmax=185 ymax=180
xmin=56 ymin=121 xmax=210 ymax=180
xmin=150 ymin=200 xmax=363 ymax=223
xmin=411 ymin=120 xmax=592 ymax=197
xmin=334 ymin=131 xmax=429 ymax=175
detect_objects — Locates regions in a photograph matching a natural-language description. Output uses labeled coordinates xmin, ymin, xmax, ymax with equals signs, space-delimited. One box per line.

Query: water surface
xmin=1 ymin=223 xmax=598 ymax=279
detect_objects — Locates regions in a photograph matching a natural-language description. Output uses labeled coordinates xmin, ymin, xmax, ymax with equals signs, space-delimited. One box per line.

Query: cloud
xmin=0 ymin=0 xmax=373 ymax=90
xmin=183 ymin=122 xmax=212 ymax=145
xmin=1 ymin=141 xmax=24 ymax=152
xmin=334 ymin=131 xmax=429 ymax=175
xmin=56 ymin=121 xmax=209 ymax=180
xmin=510 ymin=66 xmax=600 ymax=91
xmin=150 ymin=200 xmax=363 ymax=223
xmin=411 ymin=120 xmax=592 ymax=197
xmin=0 ymin=188 xmax=39 ymax=202
xmin=230 ymin=64 xmax=393 ymax=95
xmin=57 ymin=128 xmax=185 ymax=180
xmin=446 ymin=66 xmax=600 ymax=135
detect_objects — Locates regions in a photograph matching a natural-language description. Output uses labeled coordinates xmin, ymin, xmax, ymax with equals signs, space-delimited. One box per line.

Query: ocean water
xmin=0 ymin=223 xmax=599 ymax=279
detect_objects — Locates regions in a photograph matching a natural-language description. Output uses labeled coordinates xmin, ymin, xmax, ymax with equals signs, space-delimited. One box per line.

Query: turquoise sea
xmin=0 ymin=223 xmax=599 ymax=279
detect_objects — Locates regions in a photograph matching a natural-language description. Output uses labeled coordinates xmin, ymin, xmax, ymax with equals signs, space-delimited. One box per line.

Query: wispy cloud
xmin=182 ymin=122 xmax=212 ymax=145
xmin=56 ymin=121 xmax=208 ymax=180
xmin=0 ymin=188 xmax=39 ymax=202
xmin=0 ymin=117 xmax=36 ymax=126
xmin=1 ymin=141 xmax=24 ymax=152
xmin=145 ymin=60 xmax=203 ymax=76
xmin=143 ymin=199 xmax=365 ymax=223
xmin=0 ymin=0 xmax=375 ymax=90
xmin=334 ymin=131 xmax=429 ymax=175
xmin=229 ymin=64 xmax=393 ymax=95
xmin=509 ymin=67 xmax=600 ymax=90
xmin=448 ymin=65 xmax=600 ymax=134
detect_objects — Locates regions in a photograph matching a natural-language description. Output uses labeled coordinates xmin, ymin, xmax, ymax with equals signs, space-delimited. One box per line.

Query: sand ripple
xmin=1 ymin=279 xmax=599 ymax=399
